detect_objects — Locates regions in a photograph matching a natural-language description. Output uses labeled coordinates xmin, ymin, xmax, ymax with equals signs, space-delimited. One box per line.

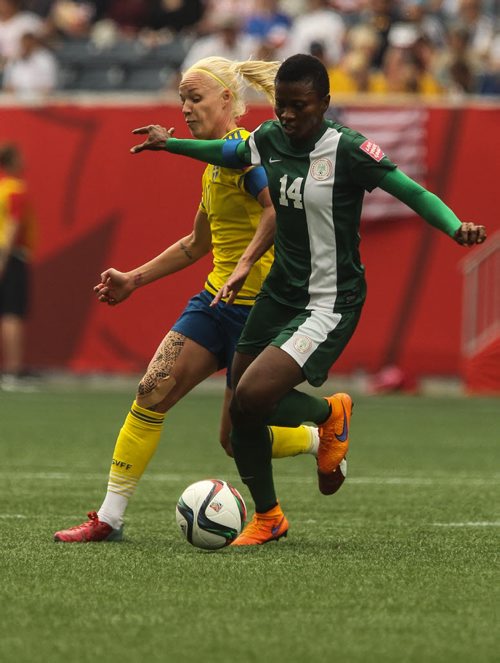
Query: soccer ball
xmin=175 ymin=479 xmax=247 ymax=550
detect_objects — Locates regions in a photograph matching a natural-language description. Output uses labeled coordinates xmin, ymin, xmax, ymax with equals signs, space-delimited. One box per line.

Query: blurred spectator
xmin=401 ymin=0 xmax=447 ymax=48
xmin=3 ymin=30 xmax=58 ymax=98
xmin=326 ymin=23 xmax=385 ymax=93
xmin=0 ymin=0 xmax=44 ymax=63
xmin=48 ymin=1 xmax=96 ymax=40
xmin=0 ymin=143 xmax=36 ymax=390
xmin=453 ymin=0 xmax=495 ymax=67
xmin=250 ymin=21 xmax=289 ymax=64
xmin=180 ymin=11 xmax=255 ymax=71
xmin=282 ymin=0 xmax=345 ymax=67
xmin=328 ymin=49 xmax=385 ymax=92
xmin=435 ymin=24 xmax=477 ymax=94
xmin=24 ymin=1 xmax=53 ymax=19
xmin=243 ymin=0 xmax=292 ymax=41
xmin=412 ymin=33 xmax=443 ymax=92
xmin=345 ymin=22 xmax=383 ymax=64
xmin=478 ymin=30 xmax=500 ymax=94
xmin=377 ymin=25 xmax=443 ymax=94
xmin=95 ymin=0 xmax=151 ymax=36
xmin=148 ymin=0 xmax=206 ymax=34
xmin=330 ymin=0 xmax=366 ymax=27
xmin=198 ymin=0 xmax=254 ymax=36
xmin=354 ymin=0 xmax=401 ymax=68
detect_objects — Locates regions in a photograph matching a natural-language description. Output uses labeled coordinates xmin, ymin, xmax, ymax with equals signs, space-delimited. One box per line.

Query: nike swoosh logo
xmin=269 ymin=158 xmax=281 ymax=163
xmin=335 ymin=402 xmax=349 ymax=442
xmin=271 ymin=521 xmax=283 ymax=535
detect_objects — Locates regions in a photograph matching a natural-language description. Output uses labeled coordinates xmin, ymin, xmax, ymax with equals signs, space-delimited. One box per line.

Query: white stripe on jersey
xmin=248 ymin=130 xmax=262 ymax=166
xmin=280 ymin=310 xmax=342 ymax=368
xmin=304 ymin=127 xmax=341 ymax=311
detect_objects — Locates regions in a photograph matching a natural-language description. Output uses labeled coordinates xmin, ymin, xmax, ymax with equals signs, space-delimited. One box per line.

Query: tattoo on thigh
xmin=138 ymin=331 xmax=185 ymax=397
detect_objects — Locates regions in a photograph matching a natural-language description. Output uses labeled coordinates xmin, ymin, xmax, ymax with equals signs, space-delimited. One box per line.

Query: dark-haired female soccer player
xmin=130 ymin=53 xmax=486 ymax=546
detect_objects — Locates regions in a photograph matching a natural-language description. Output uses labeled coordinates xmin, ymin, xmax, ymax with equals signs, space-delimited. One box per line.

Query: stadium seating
xmin=56 ymin=37 xmax=188 ymax=92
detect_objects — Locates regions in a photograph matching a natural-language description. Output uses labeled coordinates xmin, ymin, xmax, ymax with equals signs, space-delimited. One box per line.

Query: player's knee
xmin=219 ymin=435 xmax=233 ymax=457
xmin=136 ymin=375 xmax=177 ymax=411
xmin=230 ymin=383 xmax=271 ymax=427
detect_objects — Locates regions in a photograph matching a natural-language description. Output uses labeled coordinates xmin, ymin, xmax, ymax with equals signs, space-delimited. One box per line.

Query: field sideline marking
xmin=431 ymin=521 xmax=500 ymax=527
xmin=1 ymin=513 xmax=499 ymax=528
xmin=0 ymin=472 xmax=499 ymax=486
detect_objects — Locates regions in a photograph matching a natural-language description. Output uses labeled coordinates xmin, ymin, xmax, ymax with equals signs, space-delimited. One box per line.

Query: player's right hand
xmin=94 ymin=268 xmax=134 ymax=305
xmin=211 ymin=264 xmax=251 ymax=307
xmin=454 ymin=222 xmax=487 ymax=246
xmin=130 ymin=125 xmax=175 ymax=154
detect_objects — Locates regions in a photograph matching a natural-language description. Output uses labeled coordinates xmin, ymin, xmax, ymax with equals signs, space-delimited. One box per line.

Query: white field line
xmin=0 ymin=514 xmax=27 ymax=519
xmin=431 ymin=521 xmax=500 ymax=527
xmin=0 ymin=472 xmax=498 ymax=487
xmin=0 ymin=471 xmax=500 ymax=486
xmin=2 ymin=514 xmax=499 ymax=528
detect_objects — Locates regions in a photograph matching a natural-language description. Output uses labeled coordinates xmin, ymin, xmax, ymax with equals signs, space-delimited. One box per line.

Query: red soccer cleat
xmin=317 ymin=457 xmax=348 ymax=495
xmin=53 ymin=512 xmax=123 ymax=543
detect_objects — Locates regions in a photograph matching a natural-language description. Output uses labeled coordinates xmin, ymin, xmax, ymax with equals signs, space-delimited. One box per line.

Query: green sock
xmin=231 ymin=424 xmax=277 ymax=513
xmin=268 ymin=389 xmax=330 ymax=427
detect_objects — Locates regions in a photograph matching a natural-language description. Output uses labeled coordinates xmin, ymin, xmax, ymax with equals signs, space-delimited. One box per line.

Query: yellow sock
xmin=269 ymin=425 xmax=318 ymax=458
xmin=107 ymin=400 xmax=165 ymax=500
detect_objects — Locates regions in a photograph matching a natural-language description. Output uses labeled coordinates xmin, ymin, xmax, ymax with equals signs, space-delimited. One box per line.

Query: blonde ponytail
xmin=183 ymin=56 xmax=280 ymax=119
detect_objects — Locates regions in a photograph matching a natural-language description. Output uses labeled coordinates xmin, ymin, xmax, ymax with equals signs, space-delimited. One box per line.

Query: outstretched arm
xmin=212 ymin=187 xmax=276 ymax=306
xmin=379 ymin=169 xmax=486 ymax=246
xmin=130 ymin=124 xmax=251 ymax=168
xmin=95 ymin=210 xmax=212 ymax=305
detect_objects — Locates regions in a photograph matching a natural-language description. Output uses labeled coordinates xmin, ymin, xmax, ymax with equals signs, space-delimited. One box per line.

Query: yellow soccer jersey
xmin=0 ymin=174 xmax=35 ymax=255
xmin=200 ymin=128 xmax=273 ymax=306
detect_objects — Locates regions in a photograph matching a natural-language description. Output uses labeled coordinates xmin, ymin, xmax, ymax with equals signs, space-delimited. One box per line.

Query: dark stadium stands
xmin=55 ymin=37 xmax=188 ymax=92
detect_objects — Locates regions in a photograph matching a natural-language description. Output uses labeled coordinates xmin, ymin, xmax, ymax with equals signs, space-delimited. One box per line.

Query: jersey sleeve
xmin=378 ymin=169 xmax=461 ymax=237
xmin=347 ymin=134 xmax=397 ymax=192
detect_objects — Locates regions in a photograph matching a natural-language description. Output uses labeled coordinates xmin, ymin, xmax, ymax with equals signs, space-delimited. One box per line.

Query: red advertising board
xmin=1 ymin=100 xmax=498 ymax=377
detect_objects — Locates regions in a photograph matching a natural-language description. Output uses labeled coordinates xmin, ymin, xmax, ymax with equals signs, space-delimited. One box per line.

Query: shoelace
xmin=65 ymin=511 xmax=98 ymax=532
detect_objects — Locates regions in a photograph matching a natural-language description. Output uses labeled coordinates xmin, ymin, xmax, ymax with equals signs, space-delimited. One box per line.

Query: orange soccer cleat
xmin=231 ymin=503 xmax=289 ymax=546
xmin=53 ymin=512 xmax=123 ymax=543
xmin=317 ymin=393 xmax=353 ymax=495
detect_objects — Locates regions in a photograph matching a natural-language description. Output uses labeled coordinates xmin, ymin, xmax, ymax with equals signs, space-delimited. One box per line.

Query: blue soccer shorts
xmin=171 ymin=289 xmax=251 ymax=387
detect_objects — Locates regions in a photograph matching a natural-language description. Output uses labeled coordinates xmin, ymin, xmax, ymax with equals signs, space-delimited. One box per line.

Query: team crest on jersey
xmin=293 ymin=334 xmax=313 ymax=354
xmin=359 ymin=140 xmax=384 ymax=162
xmin=310 ymin=158 xmax=333 ymax=181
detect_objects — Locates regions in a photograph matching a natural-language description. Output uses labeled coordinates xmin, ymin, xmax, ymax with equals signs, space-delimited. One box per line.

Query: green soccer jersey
xmin=242 ymin=119 xmax=397 ymax=311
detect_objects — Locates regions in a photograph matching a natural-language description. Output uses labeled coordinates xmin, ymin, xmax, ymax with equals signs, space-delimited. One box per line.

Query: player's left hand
xmin=130 ymin=125 xmax=175 ymax=154
xmin=454 ymin=222 xmax=487 ymax=246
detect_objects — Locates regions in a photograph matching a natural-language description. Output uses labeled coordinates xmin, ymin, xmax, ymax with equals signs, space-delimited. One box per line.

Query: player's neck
xmin=215 ymin=120 xmax=238 ymax=139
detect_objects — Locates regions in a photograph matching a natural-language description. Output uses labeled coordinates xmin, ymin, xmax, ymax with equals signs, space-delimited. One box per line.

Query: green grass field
xmin=0 ymin=385 xmax=498 ymax=663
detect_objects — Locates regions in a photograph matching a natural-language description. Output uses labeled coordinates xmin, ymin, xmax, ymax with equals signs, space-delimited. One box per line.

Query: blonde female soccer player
xmin=53 ymin=57 xmax=324 ymax=543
